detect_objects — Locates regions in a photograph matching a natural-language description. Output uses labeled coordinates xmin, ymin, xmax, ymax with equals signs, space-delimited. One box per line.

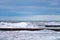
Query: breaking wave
xmin=0 ymin=22 xmax=45 ymax=28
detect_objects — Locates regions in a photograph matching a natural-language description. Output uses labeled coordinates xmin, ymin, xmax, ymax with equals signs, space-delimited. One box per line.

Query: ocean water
xmin=0 ymin=22 xmax=60 ymax=40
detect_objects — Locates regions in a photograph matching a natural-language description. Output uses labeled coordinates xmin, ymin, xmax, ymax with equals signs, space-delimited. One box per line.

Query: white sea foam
xmin=1 ymin=22 xmax=60 ymax=28
xmin=0 ymin=22 xmax=45 ymax=28
xmin=45 ymin=22 xmax=60 ymax=25
xmin=0 ymin=30 xmax=60 ymax=40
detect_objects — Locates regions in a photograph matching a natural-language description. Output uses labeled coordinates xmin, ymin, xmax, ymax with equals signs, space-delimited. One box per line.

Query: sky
xmin=0 ymin=0 xmax=60 ymax=21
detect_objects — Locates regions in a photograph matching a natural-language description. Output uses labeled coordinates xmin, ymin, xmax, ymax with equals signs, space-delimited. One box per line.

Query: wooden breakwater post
xmin=0 ymin=27 xmax=60 ymax=31
xmin=0 ymin=28 xmax=43 ymax=31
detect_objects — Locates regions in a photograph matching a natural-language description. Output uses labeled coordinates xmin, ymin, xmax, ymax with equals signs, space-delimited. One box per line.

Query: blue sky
xmin=0 ymin=0 xmax=60 ymax=21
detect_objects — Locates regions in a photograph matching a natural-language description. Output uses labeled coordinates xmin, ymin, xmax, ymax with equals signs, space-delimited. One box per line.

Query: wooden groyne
xmin=45 ymin=25 xmax=60 ymax=27
xmin=0 ymin=28 xmax=42 ymax=31
xmin=0 ymin=27 xmax=60 ymax=31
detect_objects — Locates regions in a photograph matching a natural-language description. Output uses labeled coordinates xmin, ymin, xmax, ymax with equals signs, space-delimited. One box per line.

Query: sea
xmin=0 ymin=21 xmax=60 ymax=40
